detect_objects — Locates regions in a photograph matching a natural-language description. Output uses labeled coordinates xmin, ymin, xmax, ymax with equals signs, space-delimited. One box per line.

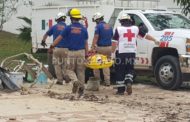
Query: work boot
xmin=104 ymin=81 xmax=110 ymax=87
xmin=77 ymin=86 xmax=84 ymax=98
xmin=126 ymin=83 xmax=132 ymax=95
xmin=115 ymin=86 xmax=125 ymax=95
xmin=56 ymin=80 xmax=65 ymax=85
xmin=72 ymin=81 xmax=79 ymax=94
xmin=64 ymin=75 xmax=71 ymax=83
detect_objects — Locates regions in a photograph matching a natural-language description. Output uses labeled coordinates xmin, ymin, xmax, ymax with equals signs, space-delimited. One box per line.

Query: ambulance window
xmin=129 ymin=14 xmax=143 ymax=26
xmin=144 ymin=13 xmax=190 ymax=30
xmin=129 ymin=14 xmax=148 ymax=32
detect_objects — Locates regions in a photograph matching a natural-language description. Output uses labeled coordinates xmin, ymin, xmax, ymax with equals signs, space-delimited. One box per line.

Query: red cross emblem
xmin=124 ymin=29 xmax=135 ymax=42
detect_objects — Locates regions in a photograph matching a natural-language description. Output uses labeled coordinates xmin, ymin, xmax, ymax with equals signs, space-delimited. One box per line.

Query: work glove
xmin=85 ymin=52 xmax=89 ymax=59
xmin=41 ymin=40 xmax=47 ymax=48
xmin=85 ymin=51 xmax=93 ymax=59
xmin=90 ymin=45 xmax=97 ymax=53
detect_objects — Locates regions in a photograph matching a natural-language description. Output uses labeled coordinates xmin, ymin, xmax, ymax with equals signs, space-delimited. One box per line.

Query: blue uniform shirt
xmin=46 ymin=21 xmax=68 ymax=48
xmin=60 ymin=22 xmax=88 ymax=50
xmin=95 ymin=21 xmax=113 ymax=46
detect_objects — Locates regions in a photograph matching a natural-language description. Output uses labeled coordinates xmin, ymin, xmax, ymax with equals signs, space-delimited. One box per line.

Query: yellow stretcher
xmin=85 ymin=54 xmax=114 ymax=69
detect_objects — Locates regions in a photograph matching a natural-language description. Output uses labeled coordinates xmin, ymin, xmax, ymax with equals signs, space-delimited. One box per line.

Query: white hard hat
xmin=92 ymin=12 xmax=104 ymax=22
xmin=119 ymin=13 xmax=131 ymax=20
xmin=55 ymin=12 xmax=66 ymax=21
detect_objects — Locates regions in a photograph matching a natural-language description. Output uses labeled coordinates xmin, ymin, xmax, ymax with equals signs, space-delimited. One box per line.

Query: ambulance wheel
xmin=154 ymin=55 xmax=182 ymax=90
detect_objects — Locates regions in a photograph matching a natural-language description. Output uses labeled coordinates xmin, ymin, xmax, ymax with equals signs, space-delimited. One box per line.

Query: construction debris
xmin=0 ymin=67 xmax=20 ymax=91
xmin=46 ymin=90 xmax=109 ymax=103
xmin=0 ymin=53 xmax=56 ymax=91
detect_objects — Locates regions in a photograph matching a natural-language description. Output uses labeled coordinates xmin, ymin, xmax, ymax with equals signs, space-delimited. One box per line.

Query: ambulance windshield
xmin=144 ymin=13 xmax=190 ymax=31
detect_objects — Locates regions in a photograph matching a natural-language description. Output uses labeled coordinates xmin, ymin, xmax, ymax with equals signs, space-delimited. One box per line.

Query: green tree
xmin=0 ymin=0 xmax=19 ymax=31
xmin=0 ymin=0 xmax=32 ymax=31
xmin=174 ymin=0 xmax=190 ymax=15
xmin=17 ymin=16 xmax=31 ymax=41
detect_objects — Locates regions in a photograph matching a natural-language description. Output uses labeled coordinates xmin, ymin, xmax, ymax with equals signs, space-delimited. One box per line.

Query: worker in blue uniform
xmin=91 ymin=12 xmax=113 ymax=86
xmin=41 ymin=12 xmax=68 ymax=85
xmin=49 ymin=8 xmax=89 ymax=97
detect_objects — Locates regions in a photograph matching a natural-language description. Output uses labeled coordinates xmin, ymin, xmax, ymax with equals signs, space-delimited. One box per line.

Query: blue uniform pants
xmin=115 ymin=51 xmax=135 ymax=93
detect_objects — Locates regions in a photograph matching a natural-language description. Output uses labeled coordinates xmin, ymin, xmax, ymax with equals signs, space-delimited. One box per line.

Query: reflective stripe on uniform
xmin=116 ymin=81 xmax=125 ymax=84
xmin=124 ymin=74 xmax=133 ymax=82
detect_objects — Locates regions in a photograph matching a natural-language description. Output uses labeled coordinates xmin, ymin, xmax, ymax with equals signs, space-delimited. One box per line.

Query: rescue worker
xmin=49 ymin=8 xmax=88 ymax=97
xmin=112 ymin=13 xmax=159 ymax=95
xmin=91 ymin=12 xmax=113 ymax=86
xmin=41 ymin=12 xmax=68 ymax=85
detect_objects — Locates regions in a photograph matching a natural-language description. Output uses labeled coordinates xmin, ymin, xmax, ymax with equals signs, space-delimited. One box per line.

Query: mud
xmin=0 ymin=83 xmax=190 ymax=122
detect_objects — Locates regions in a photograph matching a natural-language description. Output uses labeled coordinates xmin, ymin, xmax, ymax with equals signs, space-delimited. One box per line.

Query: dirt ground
xmin=0 ymin=81 xmax=190 ymax=122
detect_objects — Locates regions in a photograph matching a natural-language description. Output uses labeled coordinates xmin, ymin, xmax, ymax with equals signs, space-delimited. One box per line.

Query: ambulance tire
xmin=154 ymin=55 xmax=182 ymax=90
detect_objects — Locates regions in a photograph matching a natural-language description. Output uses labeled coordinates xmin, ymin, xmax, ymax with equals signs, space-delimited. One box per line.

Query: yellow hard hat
xmin=70 ymin=8 xmax=82 ymax=19
xmin=85 ymin=54 xmax=114 ymax=69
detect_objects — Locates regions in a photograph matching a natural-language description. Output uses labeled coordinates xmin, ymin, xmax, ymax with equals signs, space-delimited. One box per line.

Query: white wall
xmin=3 ymin=0 xmax=182 ymax=34
xmin=158 ymin=0 xmax=182 ymax=13
xmin=3 ymin=0 xmax=78 ymax=34
xmin=3 ymin=4 xmax=31 ymax=34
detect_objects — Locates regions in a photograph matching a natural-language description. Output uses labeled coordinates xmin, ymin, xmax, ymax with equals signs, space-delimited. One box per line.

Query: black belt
xmin=98 ymin=45 xmax=111 ymax=47
xmin=69 ymin=48 xmax=85 ymax=51
xmin=56 ymin=46 xmax=67 ymax=48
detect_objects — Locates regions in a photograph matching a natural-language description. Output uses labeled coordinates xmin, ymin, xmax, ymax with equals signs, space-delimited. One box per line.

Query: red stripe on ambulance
xmin=136 ymin=57 xmax=149 ymax=64
xmin=146 ymin=58 xmax=149 ymax=64
xmin=141 ymin=58 xmax=144 ymax=64
xmin=159 ymin=42 xmax=169 ymax=47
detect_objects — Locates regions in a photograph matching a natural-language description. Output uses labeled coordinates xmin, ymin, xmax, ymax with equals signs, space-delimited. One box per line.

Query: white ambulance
xmin=31 ymin=6 xmax=190 ymax=89
xmin=115 ymin=10 xmax=190 ymax=90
